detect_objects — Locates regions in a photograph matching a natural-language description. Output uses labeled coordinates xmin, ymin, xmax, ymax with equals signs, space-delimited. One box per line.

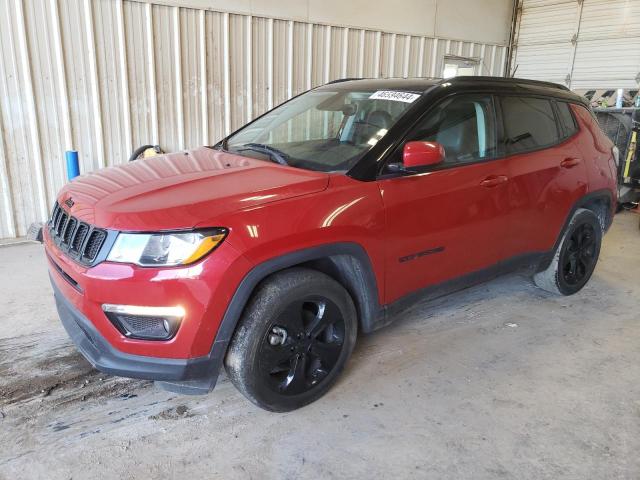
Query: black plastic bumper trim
xmin=47 ymin=253 xmax=83 ymax=293
xmin=50 ymin=275 xmax=223 ymax=391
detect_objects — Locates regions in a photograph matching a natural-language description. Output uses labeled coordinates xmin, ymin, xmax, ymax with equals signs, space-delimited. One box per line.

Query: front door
xmin=378 ymin=93 xmax=511 ymax=304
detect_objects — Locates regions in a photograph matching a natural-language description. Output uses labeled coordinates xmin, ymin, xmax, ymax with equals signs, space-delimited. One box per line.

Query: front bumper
xmin=51 ymin=275 xmax=224 ymax=394
xmin=43 ymin=221 xmax=252 ymax=359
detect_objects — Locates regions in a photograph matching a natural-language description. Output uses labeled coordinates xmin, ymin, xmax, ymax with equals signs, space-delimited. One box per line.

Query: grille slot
xmin=48 ymin=202 xmax=108 ymax=265
xmin=62 ymin=218 xmax=77 ymax=244
xmin=70 ymin=223 xmax=89 ymax=253
xmin=55 ymin=211 xmax=67 ymax=236
xmin=50 ymin=203 xmax=61 ymax=226
xmin=53 ymin=208 xmax=61 ymax=229
xmin=83 ymin=230 xmax=106 ymax=261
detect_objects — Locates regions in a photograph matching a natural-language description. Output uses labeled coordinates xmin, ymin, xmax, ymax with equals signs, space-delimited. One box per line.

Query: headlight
xmin=106 ymin=228 xmax=227 ymax=266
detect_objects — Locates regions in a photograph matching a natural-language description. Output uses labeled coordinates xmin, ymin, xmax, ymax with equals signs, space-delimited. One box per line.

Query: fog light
xmin=102 ymin=304 xmax=184 ymax=340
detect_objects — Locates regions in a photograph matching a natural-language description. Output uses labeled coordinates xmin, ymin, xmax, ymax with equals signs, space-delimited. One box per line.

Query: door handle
xmin=480 ymin=175 xmax=508 ymax=187
xmin=561 ymin=157 xmax=581 ymax=168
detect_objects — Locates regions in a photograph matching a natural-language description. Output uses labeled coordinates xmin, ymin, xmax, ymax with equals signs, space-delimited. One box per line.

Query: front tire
xmin=225 ymin=268 xmax=357 ymax=412
xmin=533 ymin=208 xmax=602 ymax=295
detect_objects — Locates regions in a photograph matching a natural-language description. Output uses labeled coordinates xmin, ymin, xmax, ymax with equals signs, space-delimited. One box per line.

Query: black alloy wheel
xmin=225 ymin=268 xmax=357 ymax=412
xmin=559 ymin=223 xmax=597 ymax=286
xmin=259 ymin=297 xmax=346 ymax=396
xmin=534 ymin=208 xmax=603 ymax=296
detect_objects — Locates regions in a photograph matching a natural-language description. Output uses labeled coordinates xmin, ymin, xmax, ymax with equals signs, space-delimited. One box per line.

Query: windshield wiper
xmin=237 ymin=143 xmax=290 ymax=166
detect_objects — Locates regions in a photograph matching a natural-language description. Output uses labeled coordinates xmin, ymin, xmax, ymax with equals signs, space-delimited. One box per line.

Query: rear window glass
xmin=500 ymin=96 xmax=559 ymax=155
xmin=556 ymin=102 xmax=578 ymax=137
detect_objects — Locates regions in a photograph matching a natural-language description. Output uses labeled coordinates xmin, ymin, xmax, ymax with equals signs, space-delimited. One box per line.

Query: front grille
xmin=48 ymin=202 xmax=109 ymax=265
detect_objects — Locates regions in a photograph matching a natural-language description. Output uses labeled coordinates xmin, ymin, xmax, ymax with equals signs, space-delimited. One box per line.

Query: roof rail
xmin=325 ymin=77 xmax=366 ymax=84
xmin=438 ymin=76 xmax=570 ymax=91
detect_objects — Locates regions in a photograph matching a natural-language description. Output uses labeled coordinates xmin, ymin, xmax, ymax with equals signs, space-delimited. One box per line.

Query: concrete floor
xmin=0 ymin=212 xmax=639 ymax=480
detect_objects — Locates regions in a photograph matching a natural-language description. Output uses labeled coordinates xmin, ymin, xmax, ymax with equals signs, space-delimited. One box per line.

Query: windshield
xmin=223 ymin=88 xmax=421 ymax=172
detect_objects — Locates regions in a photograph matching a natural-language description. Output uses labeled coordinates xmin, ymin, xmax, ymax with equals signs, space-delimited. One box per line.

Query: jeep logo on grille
xmin=64 ymin=198 xmax=74 ymax=208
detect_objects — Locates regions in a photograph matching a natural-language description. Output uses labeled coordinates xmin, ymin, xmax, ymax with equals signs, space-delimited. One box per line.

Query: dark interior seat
xmin=366 ymin=110 xmax=393 ymax=130
xmin=435 ymin=102 xmax=479 ymax=162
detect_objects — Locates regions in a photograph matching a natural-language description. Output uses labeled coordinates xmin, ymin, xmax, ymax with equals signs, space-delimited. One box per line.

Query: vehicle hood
xmin=57 ymin=147 xmax=329 ymax=231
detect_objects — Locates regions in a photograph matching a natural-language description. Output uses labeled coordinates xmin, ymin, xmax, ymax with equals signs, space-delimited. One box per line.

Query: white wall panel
xmin=516 ymin=2 xmax=577 ymax=45
xmin=24 ymin=0 xmax=68 ymax=217
xmin=0 ymin=0 xmax=48 ymax=238
xmin=570 ymin=0 xmax=640 ymax=89
xmin=180 ymin=7 xmax=204 ymax=149
xmin=571 ymin=37 xmax=640 ymax=89
xmin=512 ymin=0 xmax=640 ymax=90
xmin=149 ymin=0 xmax=514 ymax=45
xmin=435 ymin=0 xmax=514 ymax=44
xmin=152 ymin=5 xmax=180 ymax=151
xmin=94 ymin=0 xmax=132 ymax=167
xmin=58 ymin=0 xmax=104 ymax=175
xmin=522 ymin=0 xmax=574 ymax=8
xmin=205 ymin=10 xmax=227 ymax=143
xmin=124 ymin=1 xmax=157 ymax=150
xmin=0 ymin=0 xmax=507 ymax=241
xmin=514 ymin=43 xmax=574 ymax=85
xmin=580 ymin=0 xmax=640 ymax=40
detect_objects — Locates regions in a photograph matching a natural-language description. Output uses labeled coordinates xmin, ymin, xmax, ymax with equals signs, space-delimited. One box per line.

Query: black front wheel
xmin=225 ymin=268 xmax=357 ymax=412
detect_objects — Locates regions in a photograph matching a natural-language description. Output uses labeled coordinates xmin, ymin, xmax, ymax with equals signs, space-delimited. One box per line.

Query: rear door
xmin=378 ymin=93 xmax=511 ymax=304
xmin=499 ymin=96 xmax=588 ymax=258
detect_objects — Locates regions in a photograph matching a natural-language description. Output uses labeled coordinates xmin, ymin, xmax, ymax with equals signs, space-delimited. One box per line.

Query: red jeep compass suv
xmin=44 ymin=77 xmax=617 ymax=411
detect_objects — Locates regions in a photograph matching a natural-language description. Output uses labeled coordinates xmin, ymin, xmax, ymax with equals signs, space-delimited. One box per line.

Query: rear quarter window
xmin=500 ymin=96 xmax=559 ymax=155
xmin=556 ymin=101 xmax=579 ymax=138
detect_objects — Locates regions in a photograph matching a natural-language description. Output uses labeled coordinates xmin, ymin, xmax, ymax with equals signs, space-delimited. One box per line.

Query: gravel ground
xmin=0 ymin=211 xmax=639 ymax=480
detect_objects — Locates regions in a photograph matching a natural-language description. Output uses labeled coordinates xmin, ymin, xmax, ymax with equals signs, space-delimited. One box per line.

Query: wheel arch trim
xmin=216 ymin=242 xmax=383 ymax=346
xmin=537 ymin=189 xmax=614 ymax=272
xmin=171 ymin=242 xmax=385 ymax=393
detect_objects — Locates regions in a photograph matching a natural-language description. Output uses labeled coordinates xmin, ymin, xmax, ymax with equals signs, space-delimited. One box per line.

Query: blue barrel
xmin=66 ymin=150 xmax=80 ymax=180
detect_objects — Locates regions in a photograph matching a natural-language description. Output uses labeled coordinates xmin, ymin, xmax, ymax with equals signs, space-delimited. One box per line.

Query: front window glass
xmin=223 ymin=89 xmax=421 ymax=172
xmin=405 ymin=94 xmax=497 ymax=165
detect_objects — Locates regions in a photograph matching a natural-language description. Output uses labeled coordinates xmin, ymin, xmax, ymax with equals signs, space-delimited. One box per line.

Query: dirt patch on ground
xmin=149 ymin=404 xmax=193 ymax=420
xmin=0 ymin=333 xmax=149 ymax=409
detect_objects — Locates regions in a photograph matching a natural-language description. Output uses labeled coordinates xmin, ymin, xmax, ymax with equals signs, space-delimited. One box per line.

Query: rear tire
xmin=533 ymin=208 xmax=602 ymax=295
xmin=225 ymin=268 xmax=357 ymax=412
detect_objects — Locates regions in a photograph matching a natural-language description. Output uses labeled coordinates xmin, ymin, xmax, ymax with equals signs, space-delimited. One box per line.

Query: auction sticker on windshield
xmin=369 ymin=90 xmax=421 ymax=103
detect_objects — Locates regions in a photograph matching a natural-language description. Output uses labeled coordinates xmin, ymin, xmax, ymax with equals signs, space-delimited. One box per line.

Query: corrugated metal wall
xmin=511 ymin=0 xmax=640 ymax=89
xmin=0 ymin=0 xmax=507 ymax=241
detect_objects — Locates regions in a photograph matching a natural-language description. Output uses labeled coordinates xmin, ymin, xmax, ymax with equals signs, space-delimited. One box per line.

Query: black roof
xmin=441 ymin=76 xmax=569 ymax=91
xmin=320 ymin=77 xmax=439 ymax=92
xmin=318 ymin=76 xmax=583 ymax=105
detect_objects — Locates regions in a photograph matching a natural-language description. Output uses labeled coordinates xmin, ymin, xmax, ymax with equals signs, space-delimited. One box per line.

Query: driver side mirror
xmin=403 ymin=141 xmax=445 ymax=169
